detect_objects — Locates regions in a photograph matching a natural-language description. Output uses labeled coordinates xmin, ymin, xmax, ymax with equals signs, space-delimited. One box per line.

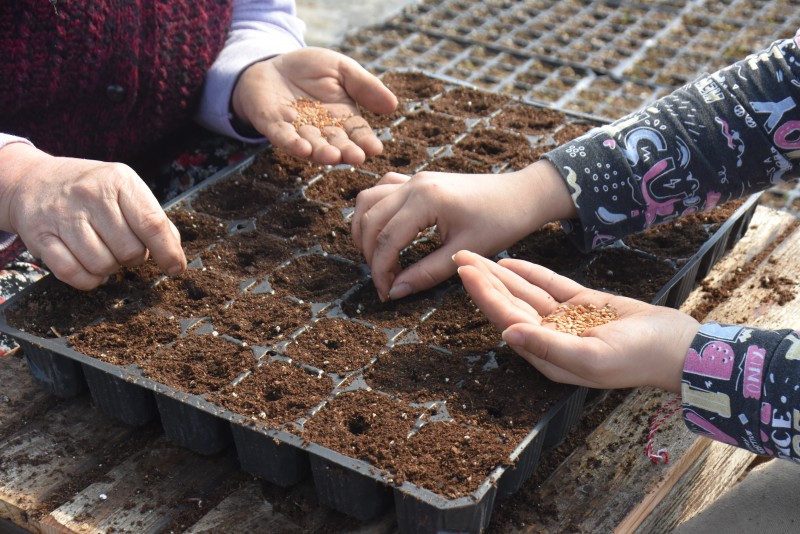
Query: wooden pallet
xmin=0 ymin=205 xmax=797 ymax=533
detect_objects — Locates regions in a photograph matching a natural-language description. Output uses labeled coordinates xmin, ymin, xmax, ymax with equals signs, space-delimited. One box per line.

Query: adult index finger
xmin=119 ymin=179 xmax=186 ymax=277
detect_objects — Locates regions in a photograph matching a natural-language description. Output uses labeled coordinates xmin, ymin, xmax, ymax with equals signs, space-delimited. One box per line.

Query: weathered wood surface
xmin=0 ymin=205 xmax=797 ymax=534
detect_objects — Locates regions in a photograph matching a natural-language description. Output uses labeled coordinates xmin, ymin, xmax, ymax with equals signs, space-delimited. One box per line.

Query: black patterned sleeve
xmin=682 ymin=323 xmax=800 ymax=460
xmin=543 ymin=31 xmax=800 ymax=252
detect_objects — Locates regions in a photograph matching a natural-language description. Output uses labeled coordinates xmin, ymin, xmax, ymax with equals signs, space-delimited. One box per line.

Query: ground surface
xmin=296 ymin=0 xmax=420 ymax=47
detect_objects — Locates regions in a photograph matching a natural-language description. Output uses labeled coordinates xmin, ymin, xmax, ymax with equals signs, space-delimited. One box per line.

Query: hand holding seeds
xmin=453 ymin=250 xmax=699 ymax=393
xmin=230 ymin=47 xmax=398 ymax=166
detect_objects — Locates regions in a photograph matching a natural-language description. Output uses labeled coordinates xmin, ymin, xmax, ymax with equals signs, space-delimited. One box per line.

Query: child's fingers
xmin=502 ymin=323 xmax=619 ymax=388
xmin=453 ymin=251 xmax=546 ymax=317
xmin=375 ymin=172 xmax=411 ymax=186
xmin=457 ymin=265 xmax=539 ymax=328
xmin=515 ymin=348 xmax=600 ymax=389
xmin=455 ymin=251 xmax=560 ymax=314
xmin=453 ymin=251 xmax=516 ymax=299
xmin=498 ymin=257 xmax=588 ymax=303
xmin=460 ymin=258 xmax=544 ymax=318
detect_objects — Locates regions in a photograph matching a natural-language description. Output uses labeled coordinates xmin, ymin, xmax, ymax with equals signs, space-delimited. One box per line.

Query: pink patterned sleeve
xmin=682 ymin=322 xmax=800 ymax=460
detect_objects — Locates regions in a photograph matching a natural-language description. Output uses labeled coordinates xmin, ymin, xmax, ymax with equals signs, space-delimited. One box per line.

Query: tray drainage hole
xmin=348 ymin=414 xmax=371 ymax=435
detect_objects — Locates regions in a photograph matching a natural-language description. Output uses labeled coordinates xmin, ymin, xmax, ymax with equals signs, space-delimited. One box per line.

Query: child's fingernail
xmin=502 ymin=329 xmax=523 ymax=346
xmin=167 ymin=264 xmax=185 ymax=276
xmin=388 ymin=282 xmax=411 ymax=300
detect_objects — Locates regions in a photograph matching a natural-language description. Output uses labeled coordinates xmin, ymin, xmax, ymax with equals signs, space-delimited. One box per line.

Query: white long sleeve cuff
xmin=196 ymin=0 xmax=306 ymax=141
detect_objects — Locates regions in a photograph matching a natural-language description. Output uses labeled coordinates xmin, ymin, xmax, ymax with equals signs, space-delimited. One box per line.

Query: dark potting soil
xmin=490 ymin=103 xmax=566 ymax=136
xmin=585 ymin=248 xmax=676 ymax=302
xmin=451 ymin=127 xmax=534 ymax=168
xmin=215 ymin=359 xmax=333 ymax=428
xmin=339 ymin=282 xmax=438 ymax=331
xmin=381 ymin=70 xmax=446 ymax=101
xmin=429 ymin=86 xmax=511 ymax=117
xmin=209 ymin=292 xmax=312 ymax=347
xmin=423 ymin=154 xmax=494 ymax=174
xmin=393 ymin=110 xmax=467 ymax=147
xmin=139 ymin=333 xmax=254 ymax=396
xmin=168 ymin=208 xmax=228 ymax=257
xmin=357 ymin=139 xmax=430 ymax=176
xmin=283 ymin=317 xmax=386 ymax=375
xmin=269 ymin=254 xmax=362 ymax=303
xmin=507 ymin=222 xmax=588 ymax=276
xmin=413 ymin=288 xmax=499 ymax=353
xmin=304 ymin=168 xmax=377 ymax=209
xmin=199 ymin=227 xmax=292 ymax=279
xmin=69 ymin=308 xmax=180 ymax=366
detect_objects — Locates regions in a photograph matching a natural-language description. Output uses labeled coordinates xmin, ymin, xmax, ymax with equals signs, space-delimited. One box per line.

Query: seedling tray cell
xmin=80 ymin=364 xmax=157 ymax=427
xmin=0 ymin=72 xmax=760 ymax=533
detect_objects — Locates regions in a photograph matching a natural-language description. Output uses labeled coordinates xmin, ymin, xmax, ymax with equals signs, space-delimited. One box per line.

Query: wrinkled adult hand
xmin=453 ymin=250 xmax=697 ymax=393
xmin=351 ymin=160 xmax=576 ymax=301
xmin=231 ymin=47 xmax=398 ymax=166
xmin=0 ymin=143 xmax=186 ymax=290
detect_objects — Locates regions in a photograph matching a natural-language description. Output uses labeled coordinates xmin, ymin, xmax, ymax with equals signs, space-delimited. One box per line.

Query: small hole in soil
xmin=184 ymin=280 xmax=209 ymax=301
xmin=348 ymin=414 xmax=371 ymax=435
xmin=486 ymin=405 xmax=504 ymax=419
xmin=265 ymin=387 xmax=283 ymax=401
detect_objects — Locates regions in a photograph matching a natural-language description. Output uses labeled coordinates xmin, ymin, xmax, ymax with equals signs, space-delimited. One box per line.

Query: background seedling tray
xmin=336 ymin=0 xmax=800 ymax=119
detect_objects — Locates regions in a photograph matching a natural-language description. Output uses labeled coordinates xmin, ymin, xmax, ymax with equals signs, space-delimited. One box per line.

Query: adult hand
xmin=453 ymin=250 xmax=697 ymax=393
xmin=0 ymin=143 xmax=186 ymax=290
xmin=231 ymin=47 xmax=398 ymax=166
xmin=351 ymin=160 xmax=576 ymax=301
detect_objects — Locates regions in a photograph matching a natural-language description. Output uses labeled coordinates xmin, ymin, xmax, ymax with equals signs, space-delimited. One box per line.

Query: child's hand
xmin=453 ymin=250 xmax=697 ymax=393
xmin=351 ymin=160 xmax=576 ymax=301
xmin=231 ymin=47 xmax=398 ymax=166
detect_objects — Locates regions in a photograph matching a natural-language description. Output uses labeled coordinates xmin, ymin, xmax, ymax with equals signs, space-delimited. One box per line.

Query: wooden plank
xmin=40 ymin=438 xmax=240 ymax=534
xmin=513 ymin=206 xmax=798 ymax=533
xmin=680 ymin=206 xmax=800 ymax=322
xmin=514 ymin=387 xmax=696 ymax=532
xmin=694 ymin=218 xmax=800 ymax=330
xmin=614 ymin=438 xmax=712 ymax=533
xmin=630 ymin=441 xmax=755 ymax=533
xmin=185 ymin=480 xmax=304 ymax=534
xmin=0 ymin=396 xmax=151 ymax=533
xmin=186 ymin=477 xmax=396 ymax=534
xmin=0 ymin=351 xmax=57 ymax=438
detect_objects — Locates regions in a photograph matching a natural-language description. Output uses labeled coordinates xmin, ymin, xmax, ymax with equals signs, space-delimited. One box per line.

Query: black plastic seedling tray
xmin=1 ymin=263 xmax=586 ymax=533
xmin=0 ymin=72 xmax=760 ymax=533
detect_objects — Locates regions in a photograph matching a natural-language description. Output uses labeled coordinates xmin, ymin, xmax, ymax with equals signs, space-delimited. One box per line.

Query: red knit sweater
xmin=0 ymin=0 xmax=233 ymax=162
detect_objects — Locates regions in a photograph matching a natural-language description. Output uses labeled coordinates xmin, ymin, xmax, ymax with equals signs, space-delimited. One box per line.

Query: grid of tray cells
xmin=388 ymin=0 xmax=800 ymax=81
xmin=337 ymin=28 xmax=669 ymax=118
xmin=336 ymin=0 xmax=800 ymax=121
